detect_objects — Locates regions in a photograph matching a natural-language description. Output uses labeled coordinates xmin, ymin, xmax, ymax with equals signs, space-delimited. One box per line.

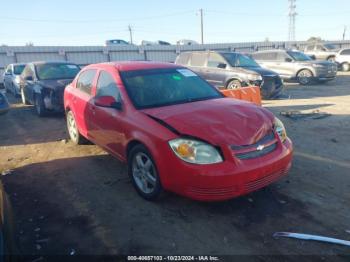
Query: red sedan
xmin=64 ymin=61 xmax=293 ymax=201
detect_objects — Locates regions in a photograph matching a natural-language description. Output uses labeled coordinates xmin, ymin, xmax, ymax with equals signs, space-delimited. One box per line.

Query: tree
xmin=307 ymin=37 xmax=322 ymax=43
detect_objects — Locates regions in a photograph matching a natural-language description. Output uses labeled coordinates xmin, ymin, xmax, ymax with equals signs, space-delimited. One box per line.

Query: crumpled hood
xmin=39 ymin=79 xmax=74 ymax=90
xmin=142 ymin=98 xmax=275 ymax=146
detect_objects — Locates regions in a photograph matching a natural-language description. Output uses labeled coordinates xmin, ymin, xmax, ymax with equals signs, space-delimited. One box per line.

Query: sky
xmin=1 ymin=0 xmax=349 ymax=46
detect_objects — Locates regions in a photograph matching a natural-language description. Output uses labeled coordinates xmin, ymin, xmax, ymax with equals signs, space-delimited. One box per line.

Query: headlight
xmin=15 ymin=76 xmax=21 ymax=84
xmin=247 ymin=74 xmax=262 ymax=81
xmin=274 ymin=117 xmax=287 ymax=142
xmin=169 ymin=138 xmax=223 ymax=164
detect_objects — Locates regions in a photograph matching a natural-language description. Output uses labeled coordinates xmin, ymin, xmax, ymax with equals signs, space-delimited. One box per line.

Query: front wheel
xmin=341 ymin=62 xmax=350 ymax=72
xmin=66 ymin=110 xmax=85 ymax=145
xmin=128 ymin=144 xmax=162 ymax=201
xmin=34 ymin=94 xmax=47 ymax=117
xmin=297 ymin=69 xmax=313 ymax=85
xmin=226 ymin=79 xmax=242 ymax=89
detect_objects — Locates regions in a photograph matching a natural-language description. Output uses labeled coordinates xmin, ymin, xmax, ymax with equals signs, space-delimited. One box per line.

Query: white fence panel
xmin=16 ymin=52 xmax=65 ymax=63
xmin=66 ymin=52 xmax=108 ymax=65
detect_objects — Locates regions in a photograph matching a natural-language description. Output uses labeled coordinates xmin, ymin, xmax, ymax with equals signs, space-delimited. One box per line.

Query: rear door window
xmin=207 ymin=52 xmax=226 ymax=67
xmin=189 ymin=53 xmax=207 ymax=67
xmin=76 ymin=69 xmax=97 ymax=95
xmin=96 ymin=71 xmax=121 ymax=101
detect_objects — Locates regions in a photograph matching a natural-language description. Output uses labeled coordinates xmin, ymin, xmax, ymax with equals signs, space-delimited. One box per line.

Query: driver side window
xmin=96 ymin=71 xmax=121 ymax=102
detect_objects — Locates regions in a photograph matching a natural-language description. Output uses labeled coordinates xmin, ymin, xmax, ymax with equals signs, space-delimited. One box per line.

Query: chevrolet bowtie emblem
xmin=257 ymin=145 xmax=265 ymax=151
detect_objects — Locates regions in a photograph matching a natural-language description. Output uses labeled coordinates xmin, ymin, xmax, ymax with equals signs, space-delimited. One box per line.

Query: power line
xmin=288 ymin=0 xmax=297 ymax=41
xmin=128 ymin=25 xmax=133 ymax=44
xmin=199 ymin=9 xmax=204 ymax=44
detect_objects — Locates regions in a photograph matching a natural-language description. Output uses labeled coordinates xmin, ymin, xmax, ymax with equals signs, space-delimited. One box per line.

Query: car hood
xmin=39 ymin=79 xmax=74 ymax=90
xmin=240 ymin=66 xmax=279 ymax=77
xmin=299 ymin=60 xmax=334 ymax=66
xmin=141 ymin=98 xmax=274 ymax=146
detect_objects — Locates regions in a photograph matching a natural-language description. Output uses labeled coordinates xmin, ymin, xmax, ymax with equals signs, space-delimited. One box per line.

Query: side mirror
xmin=217 ymin=63 xmax=227 ymax=69
xmin=285 ymin=58 xmax=293 ymax=62
xmin=94 ymin=96 xmax=122 ymax=110
xmin=25 ymin=76 xmax=33 ymax=81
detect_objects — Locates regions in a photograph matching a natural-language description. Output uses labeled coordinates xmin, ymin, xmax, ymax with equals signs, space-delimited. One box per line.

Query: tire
xmin=66 ymin=110 xmax=85 ymax=145
xmin=341 ymin=62 xmax=350 ymax=72
xmin=327 ymin=56 xmax=335 ymax=63
xmin=226 ymin=79 xmax=242 ymax=89
xmin=297 ymin=69 xmax=313 ymax=85
xmin=128 ymin=144 xmax=162 ymax=201
xmin=34 ymin=94 xmax=47 ymax=117
xmin=20 ymin=88 xmax=30 ymax=105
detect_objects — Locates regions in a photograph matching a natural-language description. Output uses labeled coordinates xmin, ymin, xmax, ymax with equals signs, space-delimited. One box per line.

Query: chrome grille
xmin=231 ymin=131 xmax=277 ymax=160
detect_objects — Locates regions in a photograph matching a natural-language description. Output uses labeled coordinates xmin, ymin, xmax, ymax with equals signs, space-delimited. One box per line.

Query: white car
xmin=335 ymin=48 xmax=350 ymax=71
xmin=3 ymin=63 xmax=26 ymax=96
xmin=176 ymin=39 xmax=199 ymax=45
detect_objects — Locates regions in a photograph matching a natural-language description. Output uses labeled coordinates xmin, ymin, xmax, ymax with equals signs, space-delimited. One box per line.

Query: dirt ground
xmin=0 ymin=73 xmax=350 ymax=261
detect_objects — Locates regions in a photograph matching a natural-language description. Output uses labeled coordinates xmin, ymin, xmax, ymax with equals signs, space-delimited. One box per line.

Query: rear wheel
xmin=297 ymin=69 xmax=313 ymax=85
xmin=341 ymin=62 xmax=350 ymax=72
xmin=66 ymin=110 xmax=84 ymax=145
xmin=34 ymin=94 xmax=47 ymax=117
xmin=128 ymin=144 xmax=162 ymax=201
xmin=227 ymin=79 xmax=242 ymax=89
xmin=327 ymin=56 xmax=335 ymax=63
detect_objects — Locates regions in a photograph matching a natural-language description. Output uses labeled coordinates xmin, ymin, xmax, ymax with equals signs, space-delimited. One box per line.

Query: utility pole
xmin=343 ymin=25 xmax=347 ymax=40
xmin=128 ymin=25 xmax=133 ymax=44
xmin=199 ymin=9 xmax=204 ymax=44
xmin=288 ymin=0 xmax=297 ymax=41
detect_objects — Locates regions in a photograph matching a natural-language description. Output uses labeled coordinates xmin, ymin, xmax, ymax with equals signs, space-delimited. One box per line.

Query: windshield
xmin=287 ymin=51 xmax=312 ymax=61
xmin=14 ymin=65 xmax=25 ymax=75
xmin=324 ymin=44 xmax=337 ymax=50
xmin=121 ymin=68 xmax=223 ymax=109
xmin=36 ymin=63 xmax=80 ymax=80
xmin=222 ymin=53 xmax=260 ymax=67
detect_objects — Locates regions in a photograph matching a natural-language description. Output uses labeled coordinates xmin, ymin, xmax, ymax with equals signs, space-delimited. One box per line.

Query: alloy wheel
xmin=132 ymin=152 xmax=157 ymax=194
xmin=67 ymin=111 xmax=78 ymax=143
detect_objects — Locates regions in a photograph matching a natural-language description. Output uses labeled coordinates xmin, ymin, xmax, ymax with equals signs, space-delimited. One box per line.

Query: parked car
xmin=3 ymin=63 xmax=26 ymax=96
xmin=252 ymin=50 xmax=337 ymax=85
xmin=175 ymin=51 xmax=284 ymax=99
xmin=335 ymin=48 xmax=350 ymax=71
xmin=141 ymin=40 xmax=171 ymax=46
xmin=0 ymin=92 xmax=10 ymax=115
xmin=64 ymin=61 xmax=293 ymax=201
xmin=176 ymin=39 xmax=199 ymax=45
xmin=20 ymin=61 xmax=80 ymax=116
xmin=0 ymin=83 xmax=5 ymax=95
xmin=303 ymin=43 xmax=339 ymax=62
xmin=105 ymin=39 xmax=130 ymax=46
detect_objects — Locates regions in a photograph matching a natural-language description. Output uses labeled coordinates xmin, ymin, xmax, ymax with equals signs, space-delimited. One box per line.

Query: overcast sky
xmin=1 ymin=0 xmax=349 ymax=46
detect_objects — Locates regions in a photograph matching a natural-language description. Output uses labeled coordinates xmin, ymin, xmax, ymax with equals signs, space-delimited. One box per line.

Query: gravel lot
xmin=0 ymin=73 xmax=350 ymax=261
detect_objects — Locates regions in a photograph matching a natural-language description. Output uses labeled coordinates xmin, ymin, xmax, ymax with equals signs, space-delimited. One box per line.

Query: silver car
xmin=3 ymin=63 xmax=26 ymax=96
xmin=252 ymin=50 xmax=337 ymax=85
xmin=335 ymin=48 xmax=350 ymax=71
xmin=303 ymin=43 xmax=338 ymax=62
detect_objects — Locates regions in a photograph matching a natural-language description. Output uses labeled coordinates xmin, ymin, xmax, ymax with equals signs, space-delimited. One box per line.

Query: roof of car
xmin=30 ymin=61 xmax=79 ymax=65
xmin=253 ymin=49 xmax=287 ymax=53
xmin=86 ymin=61 xmax=183 ymax=71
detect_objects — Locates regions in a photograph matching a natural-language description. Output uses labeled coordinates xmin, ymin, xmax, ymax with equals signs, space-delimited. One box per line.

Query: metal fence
xmin=1 ymin=40 xmax=350 ymax=83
